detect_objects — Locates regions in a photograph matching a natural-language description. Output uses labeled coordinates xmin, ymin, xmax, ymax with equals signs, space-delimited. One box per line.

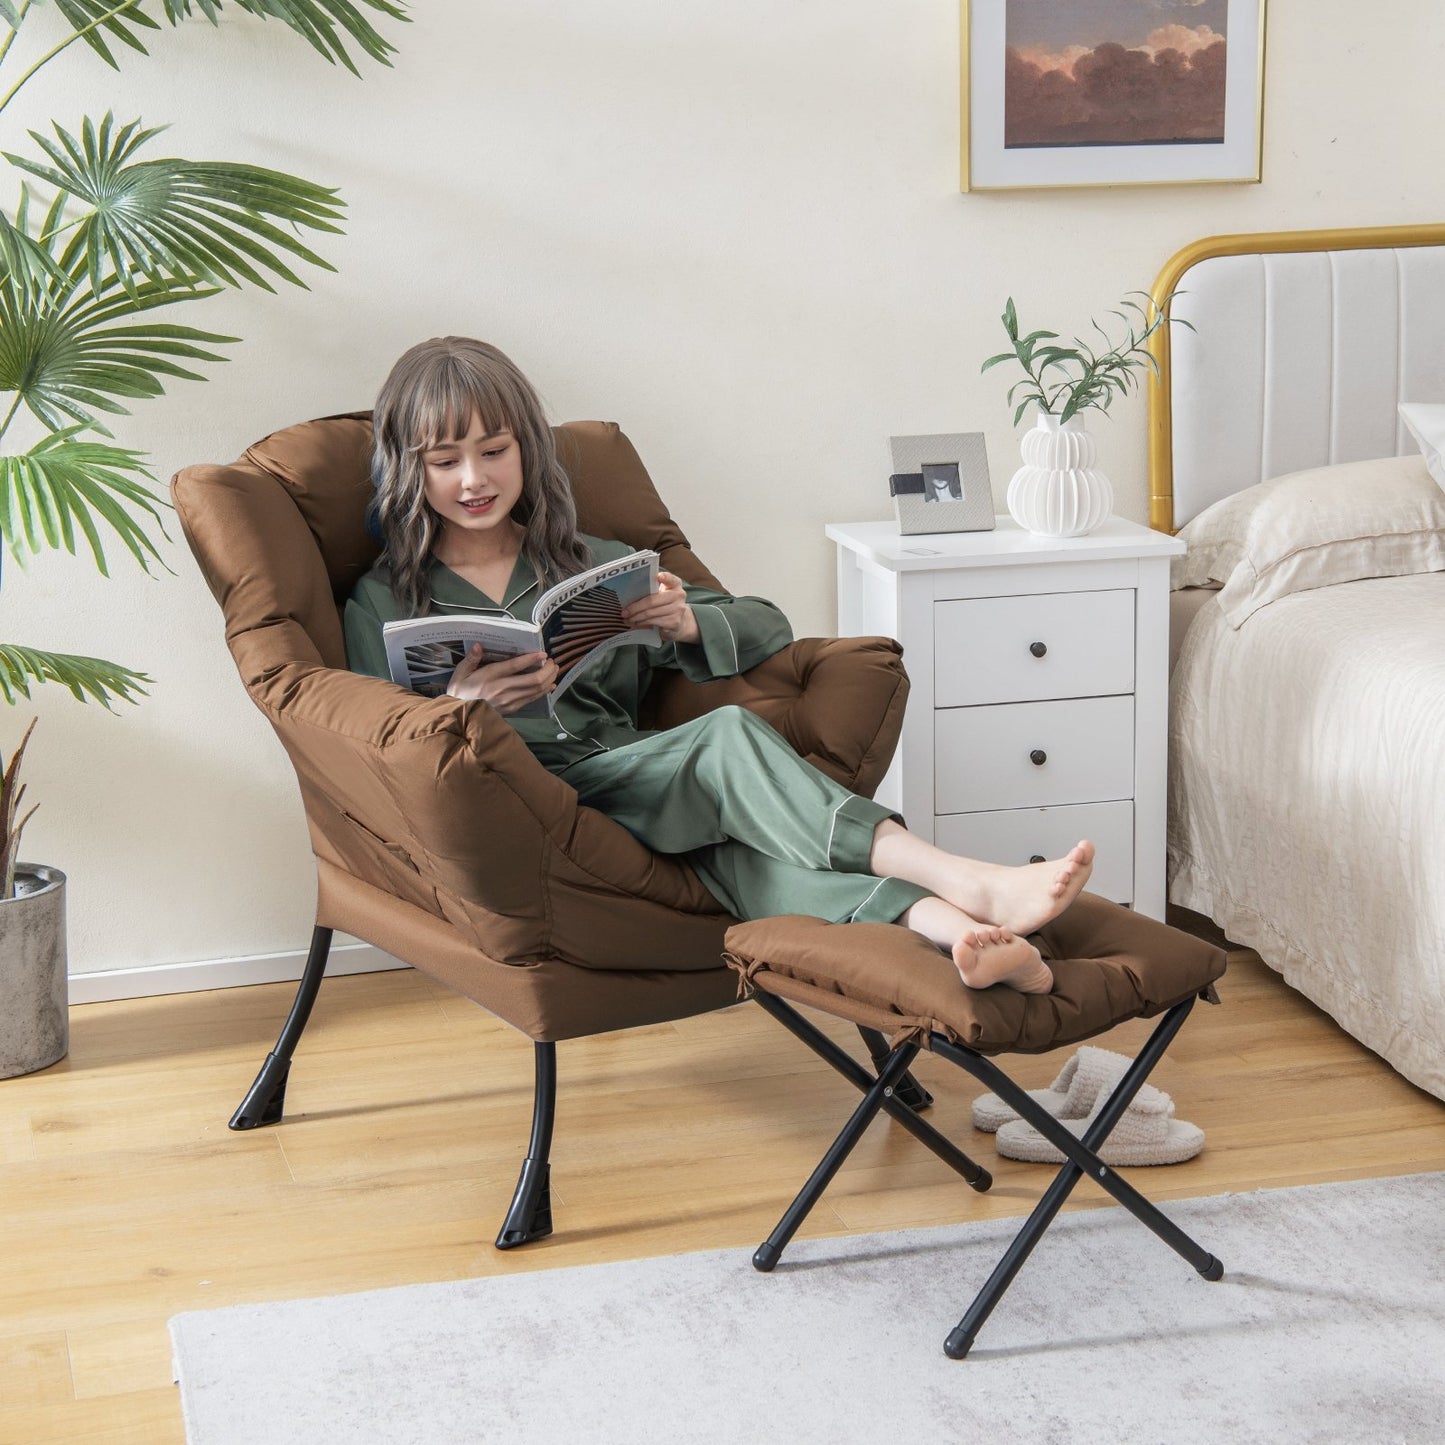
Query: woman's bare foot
xmin=900 ymin=896 xmax=1055 ymax=996
xmin=950 ymin=841 xmax=1095 ymax=935
xmin=869 ymin=823 xmax=1095 ymax=935
xmin=952 ymin=927 xmax=1054 ymax=994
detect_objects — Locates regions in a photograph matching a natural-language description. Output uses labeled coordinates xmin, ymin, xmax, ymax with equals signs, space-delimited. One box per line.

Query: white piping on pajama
xmin=847 ymin=876 xmax=889 ymax=922
xmin=824 ymin=798 xmax=849 ymax=868
xmin=697 ymin=603 xmax=739 ymax=673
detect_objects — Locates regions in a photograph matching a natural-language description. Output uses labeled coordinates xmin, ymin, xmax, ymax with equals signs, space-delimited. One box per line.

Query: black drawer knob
xmin=1029 ymin=749 xmax=1047 ymax=766
xmin=1029 ymin=641 xmax=1047 ymax=658
xmin=1029 ymin=854 xmax=1045 ymax=864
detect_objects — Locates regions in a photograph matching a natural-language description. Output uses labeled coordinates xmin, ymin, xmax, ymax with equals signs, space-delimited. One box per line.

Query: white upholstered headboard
xmin=1147 ymin=226 xmax=1445 ymax=531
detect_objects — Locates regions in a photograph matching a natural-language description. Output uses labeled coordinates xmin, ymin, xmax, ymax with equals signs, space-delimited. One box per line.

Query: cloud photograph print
xmin=1005 ymin=0 xmax=1229 ymax=149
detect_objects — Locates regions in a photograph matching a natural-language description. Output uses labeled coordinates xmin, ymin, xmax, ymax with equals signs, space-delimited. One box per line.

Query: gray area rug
xmin=171 ymin=1173 xmax=1445 ymax=1444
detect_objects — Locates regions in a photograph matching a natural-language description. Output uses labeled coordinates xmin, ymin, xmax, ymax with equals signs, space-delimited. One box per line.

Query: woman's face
xmin=421 ymin=412 xmax=525 ymax=539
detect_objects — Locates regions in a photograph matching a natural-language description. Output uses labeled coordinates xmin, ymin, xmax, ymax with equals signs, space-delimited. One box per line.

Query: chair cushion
xmin=723 ymin=893 xmax=1228 ymax=1055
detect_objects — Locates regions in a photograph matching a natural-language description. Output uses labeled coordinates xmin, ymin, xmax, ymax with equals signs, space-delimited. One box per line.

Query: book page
xmin=532 ymin=550 xmax=659 ymax=630
xmin=382 ymin=616 xmax=542 ymax=699
xmin=549 ymin=627 xmax=658 ymax=708
xmin=535 ymin=551 xmax=662 ymax=702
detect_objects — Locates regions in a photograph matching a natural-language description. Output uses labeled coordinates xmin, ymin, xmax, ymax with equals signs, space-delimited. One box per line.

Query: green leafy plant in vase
xmin=0 ymin=0 xmax=406 ymax=1078
xmin=982 ymin=294 xmax=1186 ymax=538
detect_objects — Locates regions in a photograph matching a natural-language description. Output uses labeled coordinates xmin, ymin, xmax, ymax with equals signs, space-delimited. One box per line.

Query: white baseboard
xmin=68 ymin=941 xmax=407 ymax=1006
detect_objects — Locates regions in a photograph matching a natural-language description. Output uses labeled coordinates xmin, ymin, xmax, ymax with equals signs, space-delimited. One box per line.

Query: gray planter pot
xmin=0 ymin=863 xmax=68 ymax=1080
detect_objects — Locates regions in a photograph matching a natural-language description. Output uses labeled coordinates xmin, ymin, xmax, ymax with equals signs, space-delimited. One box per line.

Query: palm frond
xmin=5 ymin=114 xmax=345 ymax=298
xmin=51 ymin=0 xmax=162 ymax=70
xmin=1 ymin=429 xmax=168 ymax=575
xmin=0 ymin=205 xmax=67 ymax=290
xmin=159 ymin=0 xmax=407 ymax=75
xmin=0 ymin=262 xmax=236 ymax=428
xmin=0 ymin=642 xmax=151 ymax=708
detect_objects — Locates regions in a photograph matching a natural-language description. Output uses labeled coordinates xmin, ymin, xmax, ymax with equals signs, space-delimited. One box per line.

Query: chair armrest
xmin=642 ymin=636 xmax=908 ymax=796
xmin=250 ymin=659 xmax=561 ymax=893
xmin=249 ymin=662 xmax=721 ymax=963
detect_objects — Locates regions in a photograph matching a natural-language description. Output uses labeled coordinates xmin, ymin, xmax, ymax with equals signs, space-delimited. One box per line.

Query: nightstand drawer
xmin=934 ymin=695 xmax=1134 ymax=813
xmin=933 ymin=801 xmax=1134 ymax=905
xmin=934 ymin=590 xmax=1135 ymax=707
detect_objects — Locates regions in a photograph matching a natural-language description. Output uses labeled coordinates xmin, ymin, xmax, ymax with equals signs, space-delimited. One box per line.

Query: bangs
xmin=406 ymin=356 xmax=518 ymax=454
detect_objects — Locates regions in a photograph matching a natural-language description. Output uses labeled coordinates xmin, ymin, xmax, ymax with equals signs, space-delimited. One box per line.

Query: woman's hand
xmin=446 ymin=644 xmax=559 ymax=715
xmin=622 ymin=571 xmax=700 ymax=644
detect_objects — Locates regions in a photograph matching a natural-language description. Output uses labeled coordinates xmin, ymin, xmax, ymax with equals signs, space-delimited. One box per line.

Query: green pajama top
xmin=342 ymin=535 xmax=796 ymax=772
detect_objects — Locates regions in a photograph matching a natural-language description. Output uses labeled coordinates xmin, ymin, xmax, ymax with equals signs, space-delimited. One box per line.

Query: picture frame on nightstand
xmin=888 ymin=432 xmax=995 ymax=535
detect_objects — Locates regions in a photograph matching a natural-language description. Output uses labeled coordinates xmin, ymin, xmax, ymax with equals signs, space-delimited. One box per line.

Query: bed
xmin=1149 ymin=225 xmax=1445 ymax=1102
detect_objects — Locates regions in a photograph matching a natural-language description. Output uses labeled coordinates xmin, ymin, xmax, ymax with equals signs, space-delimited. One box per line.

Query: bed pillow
xmin=1171 ymin=454 xmax=1445 ymax=627
xmin=1399 ymin=402 xmax=1445 ymax=491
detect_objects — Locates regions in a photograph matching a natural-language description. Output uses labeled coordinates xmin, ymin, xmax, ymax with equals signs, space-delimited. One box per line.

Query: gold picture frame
xmin=961 ymin=0 xmax=1268 ymax=192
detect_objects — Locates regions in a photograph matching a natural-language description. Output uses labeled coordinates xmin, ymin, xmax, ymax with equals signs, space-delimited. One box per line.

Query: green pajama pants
xmin=559 ymin=706 xmax=932 ymax=925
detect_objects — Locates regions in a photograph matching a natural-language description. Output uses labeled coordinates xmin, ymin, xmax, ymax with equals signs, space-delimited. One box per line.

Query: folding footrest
xmin=723 ymin=894 xmax=1230 ymax=1358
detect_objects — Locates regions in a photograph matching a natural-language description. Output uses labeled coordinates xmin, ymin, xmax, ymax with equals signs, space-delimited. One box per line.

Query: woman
xmin=345 ymin=337 xmax=1095 ymax=994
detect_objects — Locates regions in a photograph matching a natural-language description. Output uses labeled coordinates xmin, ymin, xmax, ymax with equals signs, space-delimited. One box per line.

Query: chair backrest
xmin=172 ymin=412 xmax=724 ymax=677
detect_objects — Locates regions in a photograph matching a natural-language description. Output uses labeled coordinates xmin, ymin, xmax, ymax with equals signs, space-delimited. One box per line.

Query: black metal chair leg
xmin=495 ymin=1041 xmax=557 ymax=1250
xmin=755 ymin=992 xmax=990 ymax=1190
xmin=936 ymin=999 xmax=1223 ymax=1359
xmin=856 ymin=1025 xmax=933 ymax=1111
xmin=755 ymin=1041 xmax=921 ymax=1272
xmin=229 ymin=925 xmax=333 ymax=1130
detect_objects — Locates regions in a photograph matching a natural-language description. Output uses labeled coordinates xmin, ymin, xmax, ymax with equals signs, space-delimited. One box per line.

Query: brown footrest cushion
xmin=724 ymin=893 xmax=1228 ymax=1055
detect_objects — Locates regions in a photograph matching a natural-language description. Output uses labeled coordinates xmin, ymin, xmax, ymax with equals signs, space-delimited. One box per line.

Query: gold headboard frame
xmin=1146 ymin=223 xmax=1445 ymax=534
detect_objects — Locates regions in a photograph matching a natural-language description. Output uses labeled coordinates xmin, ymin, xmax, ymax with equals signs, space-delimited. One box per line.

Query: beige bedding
xmin=1168 ymin=573 xmax=1445 ymax=1100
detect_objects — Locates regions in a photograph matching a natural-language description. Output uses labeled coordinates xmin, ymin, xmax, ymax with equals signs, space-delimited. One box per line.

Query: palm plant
xmin=982 ymin=293 xmax=1189 ymax=426
xmin=0 ymin=0 xmax=407 ymax=896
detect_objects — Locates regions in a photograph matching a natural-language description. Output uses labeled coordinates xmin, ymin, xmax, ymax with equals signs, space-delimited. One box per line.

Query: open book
xmin=382 ymin=550 xmax=661 ymax=717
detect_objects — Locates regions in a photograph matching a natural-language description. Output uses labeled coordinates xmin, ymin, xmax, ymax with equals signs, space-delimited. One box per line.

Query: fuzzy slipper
xmin=993 ymin=1085 xmax=1205 ymax=1166
xmin=970 ymin=1045 xmax=1137 ymax=1133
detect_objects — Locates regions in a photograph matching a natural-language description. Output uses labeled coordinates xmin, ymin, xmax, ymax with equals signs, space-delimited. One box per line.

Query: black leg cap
xmin=229 ymin=1054 xmax=290 ymax=1130
xmin=753 ymin=1241 xmax=782 ymax=1273
xmin=943 ymin=1327 xmax=975 ymax=1360
xmin=494 ymin=1159 xmax=553 ymax=1250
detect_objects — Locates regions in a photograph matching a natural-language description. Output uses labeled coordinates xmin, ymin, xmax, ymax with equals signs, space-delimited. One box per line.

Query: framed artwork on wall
xmin=961 ymin=0 xmax=1267 ymax=191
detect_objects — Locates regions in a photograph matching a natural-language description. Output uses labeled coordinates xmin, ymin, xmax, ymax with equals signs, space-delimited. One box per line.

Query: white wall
xmin=8 ymin=0 xmax=1445 ymax=979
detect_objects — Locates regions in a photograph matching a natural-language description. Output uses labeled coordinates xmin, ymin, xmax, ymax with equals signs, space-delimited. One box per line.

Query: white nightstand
xmin=827 ymin=515 xmax=1186 ymax=920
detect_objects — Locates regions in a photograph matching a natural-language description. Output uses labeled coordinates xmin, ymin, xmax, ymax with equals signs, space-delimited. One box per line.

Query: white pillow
xmin=1171 ymin=454 xmax=1445 ymax=627
xmin=1399 ymin=402 xmax=1445 ymax=491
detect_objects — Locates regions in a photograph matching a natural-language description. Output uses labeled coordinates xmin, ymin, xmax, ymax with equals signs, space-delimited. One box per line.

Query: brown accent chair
xmin=171 ymin=413 xmax=913 ymax=1247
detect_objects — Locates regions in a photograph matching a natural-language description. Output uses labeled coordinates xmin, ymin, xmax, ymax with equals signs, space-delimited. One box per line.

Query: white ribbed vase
xmin=1006 ymin=414 xmax=1113 ymax=538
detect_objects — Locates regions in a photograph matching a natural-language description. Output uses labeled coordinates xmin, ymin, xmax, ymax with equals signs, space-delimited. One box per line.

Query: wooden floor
xmin=3 ymin=920 xmax=1443 ymax=1442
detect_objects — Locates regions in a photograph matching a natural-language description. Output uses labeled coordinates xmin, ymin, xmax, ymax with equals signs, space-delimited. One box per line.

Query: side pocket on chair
xmin=339 ymin=809 xmax=421 ymax=872
xmin=332 ymin=809 xmax=446 ymax=920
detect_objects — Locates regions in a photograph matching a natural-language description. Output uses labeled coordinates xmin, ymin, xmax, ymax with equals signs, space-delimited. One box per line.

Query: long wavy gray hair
xmin=371 ymin=336 xmax=591 ymax=617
